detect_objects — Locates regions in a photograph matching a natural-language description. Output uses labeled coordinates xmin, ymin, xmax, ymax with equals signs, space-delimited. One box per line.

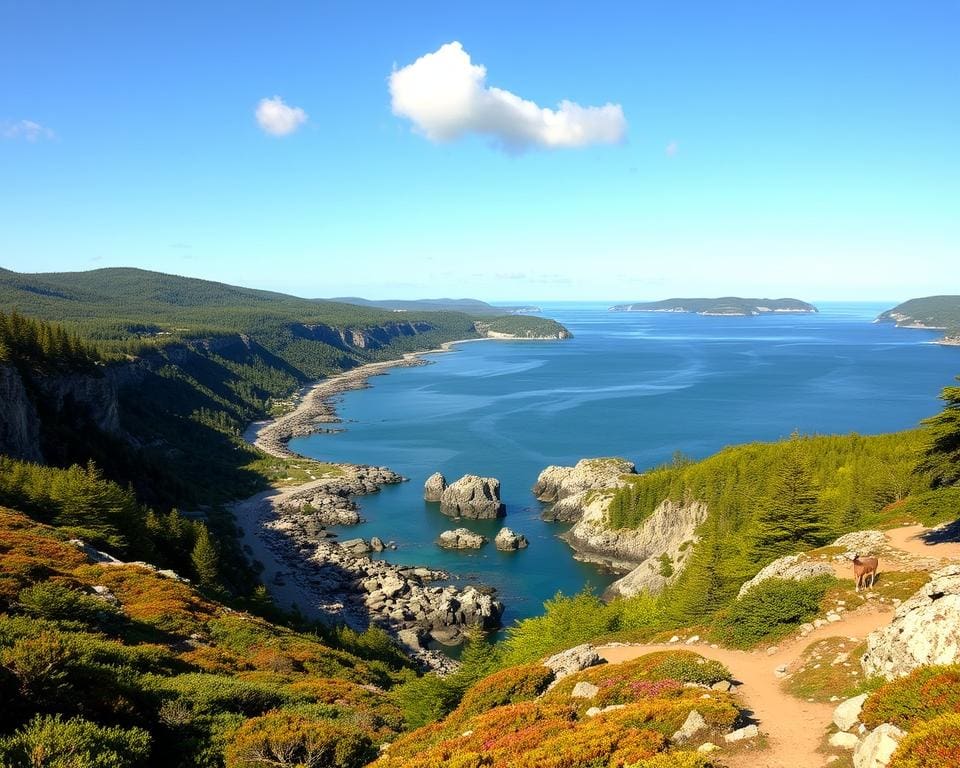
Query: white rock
xmin=829 ymin=731 xmax=861 ymax=750
xmin=833 ymin=693 xmax=869 ymax=732
xmin=738 ymin=553 xmax=835 ymax=598
xmin=853 ymin=724 xmax=905 ymax=768
xmin=724 ymin=724 xmax=759 ymax=743
xmin=571 ymin=681 xmax=600 ymax=699
xmin=672 ymin=709 xmax=708 ymax=743
xmin=543 ymin=644 xmax=603 ymax=685
xmin=697 ymin=742 xmax=720 ymax=753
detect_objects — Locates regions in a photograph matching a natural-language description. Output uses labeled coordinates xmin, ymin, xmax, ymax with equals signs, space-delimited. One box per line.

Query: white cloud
xmin=2 ymin=119 xmax=55 ymax=142
xmin=665 ymin=140 xmax=679 ymax=157
xmin=255 ymin=96 xmax=307 ymax=136
xmin=389 ymin=42 xmax=626 ymax=152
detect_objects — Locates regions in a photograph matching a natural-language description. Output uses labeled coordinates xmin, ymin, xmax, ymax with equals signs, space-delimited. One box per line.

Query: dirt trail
xmin=598 ymin=524 xmax=960 ymax=768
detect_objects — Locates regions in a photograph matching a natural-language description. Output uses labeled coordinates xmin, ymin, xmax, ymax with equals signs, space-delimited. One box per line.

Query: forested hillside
xmin=877 ymin=295 xmax=960 ymax=331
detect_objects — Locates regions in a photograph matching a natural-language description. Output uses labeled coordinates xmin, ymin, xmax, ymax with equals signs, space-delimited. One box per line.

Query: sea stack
xmin=424 ymin=472 xmax=447 ymax=501
xmin=437 ymin=528 xmax=487 ymax=549
xmin=439 ymin=475 xmax=506 ymax=519
xmin=494 ymin=527 xmax=528 ymax=551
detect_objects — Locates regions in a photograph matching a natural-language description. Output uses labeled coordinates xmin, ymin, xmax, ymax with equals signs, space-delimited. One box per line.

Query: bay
xmin=290 ymin=302 xmax=960 ymax=627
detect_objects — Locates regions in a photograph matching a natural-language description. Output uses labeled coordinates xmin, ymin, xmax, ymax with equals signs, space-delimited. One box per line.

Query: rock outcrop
xmin=833 ymin=530 xmax=887 ymax=555
xmin=543 ymin=644 xmax=604 ymax=686
xmin=535 ymin=458 xmax=636 ymax=523
xmin=424 ymin=472 xmax=446 ymax=502
xmin=494 ymin=527 xmax=528 ymax=551
xmin=834 ymin=694 xmax=869 ymax=732
xmin=0 ymin=363 xmax=42 ymax=462
xmin=562 ymin=494 xmax=707 ymax=598
xmin=437 ymin=528 xmax=487 ymax=549
xmin=861 ymin=564 xmax=960 ymax=680
xmin=853 ymin=724 xmax=904 ymax=768
xmin=439 ymin=475 xmax=505 ymax=519
xmin=273 ymin=467 xmax=403 ymax=531
xmin=737 ymin=553 xmax=835 ymax=598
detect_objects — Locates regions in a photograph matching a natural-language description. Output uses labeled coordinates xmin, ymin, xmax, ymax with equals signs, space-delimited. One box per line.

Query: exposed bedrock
xmin=534 ymin=458 xmax=636 ymax=523
xmin=561 ymin=492 xmax=708 ymax=598
xmin=424 ymin=472 xmax=447 ymax=502
xmin=439 ymin=474 xmax=505 ymax=519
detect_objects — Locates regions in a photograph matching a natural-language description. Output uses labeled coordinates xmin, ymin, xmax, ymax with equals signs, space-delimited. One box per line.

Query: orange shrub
xmin=225 ymin=709 xmax=372 ymax=768
xmin=862 ymin=665 xmax=960 ymax=729
xmin=286 ymin=678 xmax=404 ymax=740
xmin=74 ymin=564 xmax=217 ymax=636
xmin=889 ymin=712 xmax=960 ymax=768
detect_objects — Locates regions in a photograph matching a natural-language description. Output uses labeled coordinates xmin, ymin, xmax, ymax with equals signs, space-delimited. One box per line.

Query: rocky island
xmin=431 ymin=473 xmax=506 ymax=518
xmin=609 ymin=297 xmax=818 ymax=316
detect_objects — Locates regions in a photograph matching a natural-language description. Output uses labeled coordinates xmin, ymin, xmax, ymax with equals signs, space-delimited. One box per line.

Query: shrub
xmin=224 ymin=710 xmax=372 ymax=768
xmin=148 ymin=672 xmax=290 ymax=716
xmin=0 ymin=630 xmax=73 ymax=703
xmin=861 ymin=665 xmax=960 ymax=729
xmin=711 ymin=575 xmax=834 ymax=648
xmin=628 ymin=752 xmax=715 ymax=768
xmin=454 ymin=664 xmax=555 ymax=718
xmin=0 ymin=714 xmax=150 ymax=768
xmin=17 ymin=581 xmax=118 ymax=626
xmin=889 ymin=712 xmax=960 ymax=768
xmin=390 ymin=672 xmax=462 ymax=729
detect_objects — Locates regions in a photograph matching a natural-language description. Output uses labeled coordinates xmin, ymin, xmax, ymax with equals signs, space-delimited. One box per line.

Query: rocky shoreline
xmin=235 ymin=340 xmax=512 ymax=673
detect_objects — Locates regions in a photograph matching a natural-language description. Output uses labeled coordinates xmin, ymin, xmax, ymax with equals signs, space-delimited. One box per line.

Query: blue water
xmin=290 ymin=303 xmax=960 ymax=626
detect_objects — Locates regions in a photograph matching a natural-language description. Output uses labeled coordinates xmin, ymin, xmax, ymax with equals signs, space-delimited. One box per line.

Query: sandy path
xmin=599 ymin=608 xmax=892 ymax=768
xmin=599 ymin=524 xmax=960 ymax=768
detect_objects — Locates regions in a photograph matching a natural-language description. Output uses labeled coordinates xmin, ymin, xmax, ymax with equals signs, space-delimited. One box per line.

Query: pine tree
xmin=750 ymin=443 xmax=826 ymax=562
xmin=918 ymin=377 xmax=960 ymax=488
xmin=190 ymin=525 xmax=221 ymax=589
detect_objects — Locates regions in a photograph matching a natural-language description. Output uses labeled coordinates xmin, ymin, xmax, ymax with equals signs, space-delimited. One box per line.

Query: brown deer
xmin=852 ymin=553 xmax=879 ymax=592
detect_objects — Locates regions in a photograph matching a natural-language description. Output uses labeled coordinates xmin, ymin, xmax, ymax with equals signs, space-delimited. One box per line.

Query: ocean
xmin=290 ymin=302 xmax=960 ymax=627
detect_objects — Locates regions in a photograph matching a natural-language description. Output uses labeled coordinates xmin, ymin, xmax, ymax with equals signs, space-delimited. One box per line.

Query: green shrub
xmin=862 ymin=665 xmax=960 ymax=729
xmin=389 ymin=673 xmax=462 ymax=729
xmin=148 ymin=672 xmax=290 ymax=716
xmin=648 ymin=653 xmax=730 ymax=687
xmin=889 ymin=712 xmax=960 ymax=768
xmin=628 ymin=752 xmax=715 ymax=768
xmin=0 ymin=714 xmax=150 ymax=767
xmin=455 ymin=664 xmax=555 ymax=718
xmin=224 ymin=710 xmax=372 ymax=768
xmin=711 ymin=575 xmax=834 ymax=648
xmin=17 ymin=581 xmax=119 ymax=627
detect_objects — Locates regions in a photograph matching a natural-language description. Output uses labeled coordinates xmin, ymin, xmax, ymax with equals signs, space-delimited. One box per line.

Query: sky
xmin=1 ymin=1 xmax=958 ymax=302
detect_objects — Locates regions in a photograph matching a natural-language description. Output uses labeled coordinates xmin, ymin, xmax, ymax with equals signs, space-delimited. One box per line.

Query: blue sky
xmin=1 ymin=1 xmax=957 ymax=301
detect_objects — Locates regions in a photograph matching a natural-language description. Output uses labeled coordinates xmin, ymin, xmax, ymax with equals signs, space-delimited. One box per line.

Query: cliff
xmin=534 ymin=457 xmax=636 ymax=522
xmin=561 ymin=490 xmax=708 ymax=599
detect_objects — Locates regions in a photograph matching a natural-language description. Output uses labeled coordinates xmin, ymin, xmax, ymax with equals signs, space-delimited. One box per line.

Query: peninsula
xmin=876 ymin=295 xmax=960 ymax=345
xmin=610 ymin=297 xmax=818 ymax=316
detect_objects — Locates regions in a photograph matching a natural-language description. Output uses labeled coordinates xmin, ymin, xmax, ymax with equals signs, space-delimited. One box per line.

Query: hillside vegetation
xmin=877 ymin=295 xmax=960 ymax=332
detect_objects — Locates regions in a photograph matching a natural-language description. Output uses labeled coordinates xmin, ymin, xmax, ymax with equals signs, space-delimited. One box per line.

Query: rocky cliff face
xmin=439 ymin=475 xmax=505 ymax=519
xmin=534 ymin=458 xmax=636 ymax=523
xmin=0 ymin=362 xmax=125 ymax=462
xmin=0 ymin=363 xmax=42 ymax=462
xmin=298 ymin=321 xmax=436 ymax=351
xmin=561 ymin=492 xmax=708 ymax=598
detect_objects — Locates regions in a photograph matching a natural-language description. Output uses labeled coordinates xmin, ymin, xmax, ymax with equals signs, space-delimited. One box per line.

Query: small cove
xmin=289 ymin=302 xmax=959 ymax=627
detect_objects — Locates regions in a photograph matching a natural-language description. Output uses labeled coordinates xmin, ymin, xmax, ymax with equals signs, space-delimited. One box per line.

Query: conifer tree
xmin=750 ymin=442 xmax=826 ymax=562
xmin=190 ymin=525 xmax=221 ymax=589
xmin=918 ymin=377 xmax=960 ymax=488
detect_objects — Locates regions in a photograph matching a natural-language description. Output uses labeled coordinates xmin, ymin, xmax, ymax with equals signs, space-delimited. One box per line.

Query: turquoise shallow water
xmin=290 ymin=302 xmax=960 ymax=627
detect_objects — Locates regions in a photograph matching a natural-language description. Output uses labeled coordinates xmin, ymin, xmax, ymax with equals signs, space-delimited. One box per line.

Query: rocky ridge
xmin=534 ymin=457 xmax=636 ymax=523
xmin=560 ymin=491 xmax=708 ymax=598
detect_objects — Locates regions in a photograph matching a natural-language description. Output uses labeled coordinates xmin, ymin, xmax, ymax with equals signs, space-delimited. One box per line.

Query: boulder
xmin=724 ymin=724 xmax=759 ymax=743
xmin=494 ymin=527 xmax=528 ymax=551
xmin=834 ymin=693 xmax=869 ymax=732
xmin=571 ymin=681 xmax=599 ymax=699
xmin=370 ymin=536 xmax=385 ymax=552
xmin=340 ymin=538 xmax=372 ymax=555
xmin=853 ymin=724 xmax=904 ymax=768
xmin=672 ymin=710 xmax=708 ymax=743
xmin=861 ymin=564 xmax=960 ymax=680
xmin=738 ymin=553 xmax=835 ymax=598
xmin=833 ymin=530 xmax=887 ymax=554
xmin=830 ymin=732 xmax=861 ymax=750
xmin=543 ymin=644 xmax=603 ymax=685
xmin=424 ymin=472 xmax=446 ymax=502
xmin=437 ymin=528 xmax=487 ymax=550
xmin=440 ymin=475 xmax=505 ymax=519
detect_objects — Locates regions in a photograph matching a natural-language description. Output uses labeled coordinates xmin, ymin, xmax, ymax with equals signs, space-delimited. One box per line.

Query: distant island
xmin=330 ymin=297 xmax=541 ymax=316
xmin=609 ymin=297 xmax=818 ymax=316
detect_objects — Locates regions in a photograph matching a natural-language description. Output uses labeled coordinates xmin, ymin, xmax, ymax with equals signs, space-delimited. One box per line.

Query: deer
xmin=851 ymin=553 xmax=879 ymax=592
